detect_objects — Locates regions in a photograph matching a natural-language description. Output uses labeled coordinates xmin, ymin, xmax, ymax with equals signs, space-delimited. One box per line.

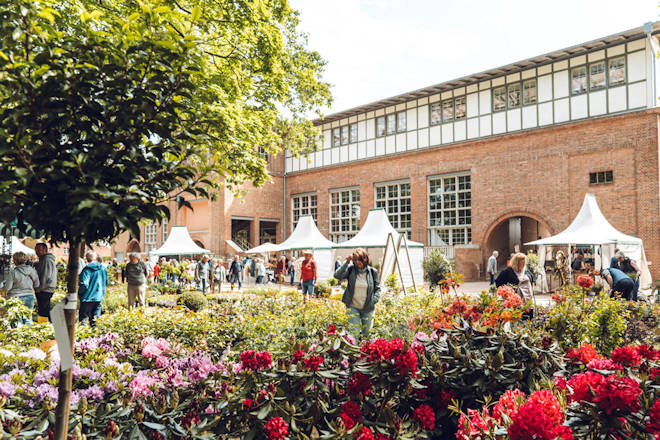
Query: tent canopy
xmin=332 ymin=209 xmax=424 ymax=249
xmin=0 ymin=236 xmax=35 ymax=255
xmin=150 ymin=226 xmax=210 ymax=256
xmin=276 ymin=215 xmax=335 ymax=251
xmin=245 ymin=242 xmax=279 ymax=255
xmin=526 ymin=193 xmax=642 ymax=246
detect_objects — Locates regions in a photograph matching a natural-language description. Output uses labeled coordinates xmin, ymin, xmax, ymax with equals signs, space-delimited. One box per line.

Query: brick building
xmin=113 ymin=23 xmax=660 ymax=281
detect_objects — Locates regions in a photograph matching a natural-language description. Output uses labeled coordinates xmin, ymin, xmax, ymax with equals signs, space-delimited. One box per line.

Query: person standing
xmin=334 ymin=249 xmax=381 ymax=340
xmin=153 ymin=260 xmax=161 ymax=283
xmin=78 ymin=251 xmax=108 ymax=327
xmin=602 ymin=267 xmax=635 ymax=300
xmin=487 ymin=251 xmax=498 ymax=285
xmin=288 ymin=257 xmax=296 ymax=285
xmin=195 ymin=255 xmax=210 ymax=294
xmin=34 ymin=243 xmax=57 ymax=322
xmin=495 ymin=252 xmax=535 ymax=302
xmin=5 ymin=252 xmax=39 ymax=325
xmin=256 ymin=258 xmax=266 ymax=284
xmin=300 ymin=250 xmax=317 ymax=300
xmin=229 ymin=255 xmax=243 ymax=290
xmin=125 ymin=253 xmax=148 ymax=308
xmin=212 ymin=259 xmax=226 ymax=293
xmin=612 ymin=251 xmax=641 ymax=300
xmin=276 ymin=256 xmax=287 ymax=283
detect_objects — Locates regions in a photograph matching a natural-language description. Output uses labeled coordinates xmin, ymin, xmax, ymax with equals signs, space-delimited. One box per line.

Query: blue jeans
xmin=199 ymin=278 xmax=207 ymax=294
xmin=17 ymin=295 xmax=34 ymax=326
xmin=302 ymin=280 xmax=314 ymax=296
xmin=256 ymin=275 xmax=264 ymax=284
xmin=347 ymin=307 xmax=373 ymax=340
xmin=79 ymin=301 xmax=102 ymax=327
xmin=289 ymin=272 xmax=295 ymax=285
xmin=231 ymin=273 xmax=242 ymax=288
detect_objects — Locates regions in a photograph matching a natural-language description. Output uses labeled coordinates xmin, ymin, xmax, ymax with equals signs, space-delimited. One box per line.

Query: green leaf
xmin=191 ymin=5 xmax=201 ymax=21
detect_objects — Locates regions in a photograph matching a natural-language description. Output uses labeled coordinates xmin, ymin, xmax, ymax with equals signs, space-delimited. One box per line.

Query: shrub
xmin=178 ymin=291 xmax=208 ymax=312
xmin=384 ymin=272 xmax=401 ymax=293
xmin=102 ymin=285 xmax=127 ymax=313
xmin=315 ymin=280 xmax=331 ymax=296
xmin=423 ymin=249 xmax=451 ymax=287
xmin=526 ymin=252 xmax=542 ymax=278
xmin=0 ymin=297 xmax=32 ymax=329
xmin=586 ymin=294 xmax=629 ymax=353
xmin=327 ymin=277 xmax=338 ymax=286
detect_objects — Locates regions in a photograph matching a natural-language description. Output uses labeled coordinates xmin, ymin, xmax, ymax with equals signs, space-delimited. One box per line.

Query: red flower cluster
xmin=587 ymin=358 xmax=623 ymax=371
xmin=551 ymin=293 xmax=566 ymax=304
xmin=303 ymin=355 xmax=324 ymax=372
xmin=435 ymin=388 xmax=456 ymax=410
xmin=347 ymin=372 xmax=372 ymax=397
xmin=181 ymin=411 xmax=201 ymax=431
xmin=646 ymin=399 xmax=660 ymax=438
xmin=502 ymin=294 xmax=523 ymax=308
xmin=576 ymin=274 xmax=594 ymax=289
xmin=240 ymin=350 xmax=272 ymax=371
xmin=496 ymin=285 xmax=516 ymax=298
xmin=264 ymin=417 xmax=288 ymax=440
xmin=565 ymin=343 xmax=601 ymax=365
xmin=361 ymin=338 xmax=418 ymax=377
xmin=456 ymin=408 xmax=493 ymax=438
xmin=328 ymin=324 xmax=337 ymax=335
xmin=413 ymin=404 xmax=435 ymax=430
xmin=354 ymin=427 xmax=390 ymax=440
xmin=508 ymin=399 xmax=572 ymax=440
xmin=568 ymin=372 xmax=642 ymax=414
xmin=292 ymin=350 xmax=304 ymax=363
xmin=611 ymin=346 xmax=643 ymax=368
xmin=636 ymin=344 xmax=660 ymax=361
xmin=492 ymin=389 xmax=525 ymax=422
xmin=527 ymin=390 xmax=563 ymax=426
xmin=242 ymin=398 xmax=254 ymax=409
xmin=340 ymin=400 xmax=362 ymax=429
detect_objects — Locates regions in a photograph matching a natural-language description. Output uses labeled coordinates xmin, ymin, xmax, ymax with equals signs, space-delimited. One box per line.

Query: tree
xmin=0 ymin=0 xmax=330 ymax=437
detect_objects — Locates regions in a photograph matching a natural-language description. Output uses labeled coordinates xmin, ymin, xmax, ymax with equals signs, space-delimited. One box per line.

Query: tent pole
xmin=401 ymin=235 xmax=417 ymax=294
xmin=380 ymin=233 xmax=392 ymax=283
xmin=392 ymin=235 xmax=405 ymax=292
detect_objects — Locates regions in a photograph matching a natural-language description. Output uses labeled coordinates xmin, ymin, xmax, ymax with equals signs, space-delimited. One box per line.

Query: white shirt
xmin=350 ymin=270 xmax=369 ymax=310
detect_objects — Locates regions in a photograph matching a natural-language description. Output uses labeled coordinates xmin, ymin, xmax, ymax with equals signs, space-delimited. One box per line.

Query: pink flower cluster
xmin=141 ymin=337 xmax=171 ymax=358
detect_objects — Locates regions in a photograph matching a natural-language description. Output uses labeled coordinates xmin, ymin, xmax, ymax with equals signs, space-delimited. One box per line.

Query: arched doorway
xmin=127 ymin=238 xmax=141 ymax=253
xmin=193 ymin=240 xmax=205 ymax=249
xmin=484 ymin=212 xmax=552 ymax=267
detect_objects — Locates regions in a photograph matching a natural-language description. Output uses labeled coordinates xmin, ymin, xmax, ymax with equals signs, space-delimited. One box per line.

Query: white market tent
xmin=150 ymin=226 xmax=210 ymax=257
xmin=0 ymin=236 xmax=35 ymax=255
xmin=245 ymin=242 xmax=279 ymax=255
xmin=332 ymin=209 xmax=425 ymax=288
xmin=276 ymin=215 xmax=335 ymax=279
xmin=526 ymin=193 xmax=652 ymax=291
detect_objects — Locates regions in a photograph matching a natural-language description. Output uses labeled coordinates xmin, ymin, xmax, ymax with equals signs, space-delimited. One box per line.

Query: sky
xmin=289 ymin=0 xmax=658 ymax=116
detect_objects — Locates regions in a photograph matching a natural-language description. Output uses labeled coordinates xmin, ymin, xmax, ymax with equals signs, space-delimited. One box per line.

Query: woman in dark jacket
xmin=495 ymin=252 xmax=535 ymax=302
xmin=334 ymin=248 xmax=381 ymax=340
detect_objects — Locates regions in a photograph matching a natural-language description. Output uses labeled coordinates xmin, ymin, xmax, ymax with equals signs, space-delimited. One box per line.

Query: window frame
xmin=522 ymin=79 xmax=537 ymax=105
xmin=396 ymin=111 xmax=406 ymax=132
xmin=374 ymin=180 xmax=411 ymax=238
xmin=608 ymin=56 xmax=626 ymax=86
xmin=589 ymin=170 xmax=614 ymax=185
xmin=454 ymin=96 xmax=467 ymax=120
xmin=427 ymin=173 xmax=471 ymax=246
xmin=376 ymin=116 xmax=386 ymax=137
xmin=332 ymin=127 xmax=341 ymax=147
xmin=441 ymin=99 xmax=454 ymax=123
xmin=291 ymin=192 xmax=318 ymax=231
xmin=492 ymin=86 xmax=506 ymax=112
xmin=145 ymin=222 xmax=158 ymax=252
xmin=329 ymin=187 xmax=361 ymax=243
xmin=429 ymin=102 xmax=442 ymax=126
xmin=507 ymin=83 xmax=521 ymax=108
xmin=162 ymin=218 xmax=168 ymax=243
xmin=349 ymin=123 xmax=358 ymax=143
xmin=589 ymin=60 xmax=606 ymax=91
xmin=340 ymin=125 xmax=349 ymax=145
xmin=571 ymin=65 xmax=588 ymax=95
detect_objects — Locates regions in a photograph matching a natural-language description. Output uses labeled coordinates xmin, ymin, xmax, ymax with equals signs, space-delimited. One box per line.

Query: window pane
xmin=386 ymin=114 xmax=396 ymax=135
xmin=400 ymin=183 xmax=410 ymax=197
xmin=608 ymin=57 xmax=625 ymax=85
xmin=341 ymin=126 xmax=349 ymax=145
xmin=430 ymin=103 xmax=442 ymax=125
xmin=453 ymin=228 xmax=465 ymax=245
xmin=350 ymin=124 xmax=358 ymax=143
xmin=376 ymin=117 xmax=386 ymax=137
xmin=442 ymin=99 xmax=453 ymax=122
xmin=507 ymin=83 xmax=521 ymax=108
xmin=571 ymin=66 xmax=587 ymax=94
xmin=376 ymin=186 xmax=386 ymax=200
xmin=589 ymin=172 xmax=597 ymax=184
xmin=454 ymin=96 xmax=466 ymax=119
xmin=397 ymin=112 xmax=406 ymax=132
xmin=590 ymin=61 xmax=606 ymax=90
xmin=523 ymin=79 xmax=537 ymax=105
xmin=605 ymin=170 xmax=613 ymax=182
xmin=443 ymin=177 xmax=455 ymax=192
xmin=388 ymin=184 xmax=398 ymax=198
xmin=493 ymin=86 xmax=506 ymax=111
xmin=332 ymin=128 xmax=340 ymax=147
xmin=443 ymin=193 xmax=456 ymax=209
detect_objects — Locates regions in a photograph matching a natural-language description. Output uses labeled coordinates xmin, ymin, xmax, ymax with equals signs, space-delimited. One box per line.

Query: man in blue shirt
xmin=78 ymin=251 xmax=108 ymax=326
xmin=601 ymin=267 xmax=635 ymax=300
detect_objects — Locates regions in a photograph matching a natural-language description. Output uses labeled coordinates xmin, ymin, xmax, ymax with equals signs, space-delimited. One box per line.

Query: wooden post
xmin=53 ymin=240 xmax=80 ymax=440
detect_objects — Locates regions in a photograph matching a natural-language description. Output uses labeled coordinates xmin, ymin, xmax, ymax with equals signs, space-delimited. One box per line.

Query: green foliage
xmin=327 ymin=277 xmax=338 ymax=286
xmin=102 ymin=285 xmax=127 ymax=314
xmin=315 ymin=280 xmax=331 ymax=296
xmin=423 ymin=249 xmax=451 ymax=286
xmin=586 ymin=294 xmax=629 ymax=353
xmin=178 ymin=291 xmax=208 ymax=312
xmin=526 ymin=252 xmax=542 ymax=277
xmin=384 ymin=272 xmax=401 ymax=293
xmin=0 ymin=296 xmax=32 ymax=329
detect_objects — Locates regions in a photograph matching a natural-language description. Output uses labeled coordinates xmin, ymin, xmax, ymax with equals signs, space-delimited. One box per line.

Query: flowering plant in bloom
xmin=576 ymin=274 xmax=594 ymax=290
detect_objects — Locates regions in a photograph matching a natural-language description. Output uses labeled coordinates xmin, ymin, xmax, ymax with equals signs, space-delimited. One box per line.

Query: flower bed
xmin=0 ymin=284 xmax=657 ymax=438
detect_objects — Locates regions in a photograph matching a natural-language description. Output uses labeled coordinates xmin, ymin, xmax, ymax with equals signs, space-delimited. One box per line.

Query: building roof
xmin=314 ymin=22 xmax=660 ymax=125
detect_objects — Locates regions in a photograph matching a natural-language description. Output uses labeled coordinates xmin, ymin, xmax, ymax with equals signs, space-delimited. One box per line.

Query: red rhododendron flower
xmin=340 ymin=401 xmax=362 ymax=429
xmin=456 ymin=408 xmax=493 ymax=438
xmin=566 ymin=343 xmax=601 ymax=365
xmin=373 ymin=434 xmax=391 ymax=440
xmin=347 ymin=372 xmax=372 ymax=397
xmin=303 ymin=355 xmax=324 ymax=372
xmin=587 ymin=358 xmax=623 ymax=371
xmin=567 ymin=371 xmax=606 ymax=403
xmin=577 ymin=274 xmax=594 ymax=289
xmin=553 ymin=376 xmax=568 ymax=391
xmin=242 ymin=398 xmax=254 ymax=409
xmin=355 ymin=427 xmax=374 ymax=440
xmin=292 ymin=350 xmax=304 ymax=363
xmin=264 ymin=417 xmax=288 ymax=440
xmin=646 ymin=399 xmax=660 ymax=437
xmin=593 ymin=375 xmax=642 ymax=414
xmin=413 ymin=404 xmax=435 ymax=430
xmin=652 ymin=368 xmax=660 ymax=380
xmin=492 ymin=389 xmax=525 ymax=422
xmin=240 ymin=350 xmax=272 ymax=371
xmin=508 ymin=401 xmax=568 ymax=440
xmin=361 ymin=338 xmax=418 ymax=377
xmin=611 ymin=346 xmax=643 ymax=368
xmin=502 ymin=294 xmax=523 ymax=308
xmin=435 ymin=388 xmax=456 ymax=410
xmin=328 ymin=324 xmax=337 ymax=335
xmin=636 ymin=344 xmax=660 ymax=361
xmin=527 ymin=390 xmax=563 ymax=426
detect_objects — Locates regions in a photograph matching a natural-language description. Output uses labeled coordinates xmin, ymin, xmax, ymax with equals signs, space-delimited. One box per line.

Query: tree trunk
xmin=53 ymin=240 xmax=80 ymax=440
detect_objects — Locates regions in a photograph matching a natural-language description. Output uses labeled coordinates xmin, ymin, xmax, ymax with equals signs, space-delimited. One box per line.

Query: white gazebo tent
xmin=526 ymin=193 xmax=652 ymax=292
xmin=0 ymin=236 xmax=36 ymax=255
xmin=332 ymin=209 xmax=424 ymax=289
xmin=276 ymin=215 xmax=335 ymax=279
xmin=150 ymin=226 xmax=210 ymax=257
xmin=245 ymin=242 xmax=280 ymax=255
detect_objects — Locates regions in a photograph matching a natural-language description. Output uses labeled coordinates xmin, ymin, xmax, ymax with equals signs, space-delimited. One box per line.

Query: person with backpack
xmin=334 ymin=248 xmax=381 ymax=340
xmin=78 ymin=251 xmax=108 ymax=327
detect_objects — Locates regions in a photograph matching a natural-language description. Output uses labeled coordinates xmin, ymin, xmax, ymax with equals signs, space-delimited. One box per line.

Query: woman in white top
xmin=5 ymin=252 xmax=39 ymax=325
